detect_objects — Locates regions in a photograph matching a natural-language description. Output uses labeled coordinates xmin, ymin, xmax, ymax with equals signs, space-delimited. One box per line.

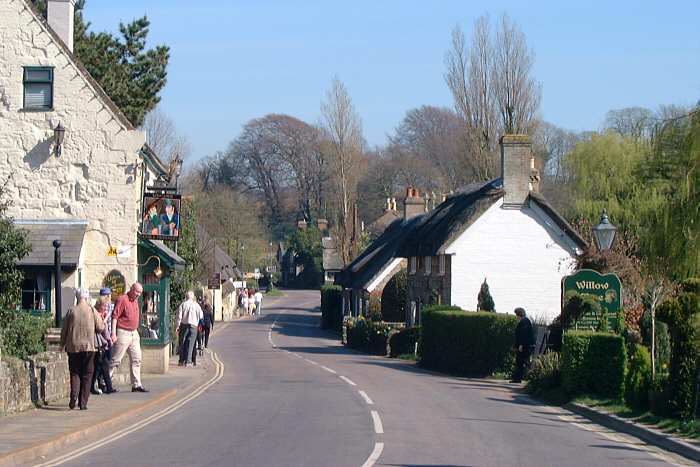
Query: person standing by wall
xmin=511 ymin=307 xmax=535 ymax=383
xmin=201 ymin=296 xmax=214 ymax=348
xmin=110 ymin=283 xmax=149 ymax=392
xmin=176 ymin=291 xmax=203 ymax=367
xmin=60 ymin=288 xmax=105 ymax=410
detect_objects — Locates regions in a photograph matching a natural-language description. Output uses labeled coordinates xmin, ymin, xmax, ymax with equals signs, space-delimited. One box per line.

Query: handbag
xmin=95 ymin=331 xmax=108 ymax=350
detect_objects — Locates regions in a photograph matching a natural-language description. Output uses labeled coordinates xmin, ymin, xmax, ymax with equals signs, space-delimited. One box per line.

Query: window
xmin=21 ymin=270 xmax=51 ymax=313
xmin=23 ymin=67 xmax=53 ymax=110
xmin=438 ymin=255 xmax=445 ymax=276
xmin=424 ymin=256 xmax=432 ymax=275
xmin=417 ymin=256 xmax=424 ymax=272
xmin=409 ymin=257 xmax=416 ymax=274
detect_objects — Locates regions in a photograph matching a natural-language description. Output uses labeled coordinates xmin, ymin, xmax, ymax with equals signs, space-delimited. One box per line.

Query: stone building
xmin=398 ymin=136 xmax=587 ymax=324
xmin=0 ymin=0 xmax=183 ymax=371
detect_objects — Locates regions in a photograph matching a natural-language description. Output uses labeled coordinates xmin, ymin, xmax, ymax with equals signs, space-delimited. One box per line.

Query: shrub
xmin=320 ymin=285 xmax=343 ymax=332
xmin=526 ymin=352 xmax=561 ymax=396
xmin=639 ymin=310 xmax=671 ymax=374
xmin=1 ymin=312 xmax=51 ymax=359
xmin=381 ymin=271 xmax=406 ymax=322
xmin=369 ymin=295 xmax=382 ymax=321
xmin=420 ymin=308 xmax=517 ymax=377
xmin=389 ymin=326 xmax=420 ymax=358
xmin=656 ymin=278 xmax=700 ymax=419
xmin=345 ymin=317 xmax=390 ymax=355
xmin=624 ymin=344 xmax=652 ymax=409
xmin=561 ymin=331 xmax=626 ymax=399
xmin=477 ymin=278 xmax=495 ymax=311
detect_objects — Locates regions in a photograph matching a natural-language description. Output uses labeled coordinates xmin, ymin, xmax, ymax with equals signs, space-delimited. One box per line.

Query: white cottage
xmin=399 ymin=135 xmax=587 ymax=324
xmin=0 ymin=0 xmax=183 ymax=372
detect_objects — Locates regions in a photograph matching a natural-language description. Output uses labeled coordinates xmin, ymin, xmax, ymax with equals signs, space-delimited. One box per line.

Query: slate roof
xmin=398 ymin=178 xmax=587 ymax=257
xmin=15 ymin=220 xmax=87 ymax=267
xmin=335 ymin=215 xmax=424 ymax=290
xmin=145 ymin=240 xmax=186 ymax=271
xmin=322 ymin=237 xmax=344 ymax=272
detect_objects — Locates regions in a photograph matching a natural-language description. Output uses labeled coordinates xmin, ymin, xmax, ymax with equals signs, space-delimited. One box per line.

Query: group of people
xmin=175 ymin=291 xmax=214 ymax=367
xmin=60 ymin=283 xmax=149 ymax=411
xmin=239 ymin=288 xmax=263 ymax=316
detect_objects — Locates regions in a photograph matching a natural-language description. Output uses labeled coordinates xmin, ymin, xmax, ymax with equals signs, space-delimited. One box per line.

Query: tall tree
xmin=33 ymin=0 xmax=169 ymax=126
xmin=142 ymin=107 xmax=191 ymax=162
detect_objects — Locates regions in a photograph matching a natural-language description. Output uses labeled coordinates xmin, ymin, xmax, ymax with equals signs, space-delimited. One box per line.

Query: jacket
xmin=60 ymin=302 xmax=105 ymax=353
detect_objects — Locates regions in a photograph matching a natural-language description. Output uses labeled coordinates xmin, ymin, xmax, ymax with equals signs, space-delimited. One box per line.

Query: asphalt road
xmin=47 ymin=290 xmax=691 ymax=467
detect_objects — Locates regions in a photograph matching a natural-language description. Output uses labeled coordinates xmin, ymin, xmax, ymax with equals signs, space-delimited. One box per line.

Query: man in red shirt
xmin=109 ymin=282 xmax=149 ymax=392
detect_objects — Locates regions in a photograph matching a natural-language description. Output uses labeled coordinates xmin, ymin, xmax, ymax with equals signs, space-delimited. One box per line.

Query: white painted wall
xmin=445 ymin=198 xmax=580 ymax=323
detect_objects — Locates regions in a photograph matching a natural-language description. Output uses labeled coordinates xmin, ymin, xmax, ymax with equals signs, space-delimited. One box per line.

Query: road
xmin=45 ymin=290 xmax=691 ymax=467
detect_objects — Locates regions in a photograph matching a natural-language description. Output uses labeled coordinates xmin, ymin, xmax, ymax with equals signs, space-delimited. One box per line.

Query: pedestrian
xmin=241 ymin=290 xmax=249 ymax=316
xmin=511 ymin=307 xmax=535 ymax=383
xmin=91 ymin=297 xmax=116 ymax=395
xmin=201 ymin=296 xmax=214 ymax=348
xmin=110 ymin=282 xmax=149 ymax=393
xmin=60 ymin=288 xmax=105 ymax=410
xmin=254 ymin=289 xmax=263 ymax=316
xmin=176 ymin=291 xmax=203 ymax=367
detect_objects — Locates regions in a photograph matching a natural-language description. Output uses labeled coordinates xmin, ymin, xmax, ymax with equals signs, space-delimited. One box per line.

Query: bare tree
xmin=321 ymin=77 xmax=364 ymax=264
xmin=603 ymin=107 xmax=654 ymax=142
xmin=142 ymin=107 xmax=192 ymax=162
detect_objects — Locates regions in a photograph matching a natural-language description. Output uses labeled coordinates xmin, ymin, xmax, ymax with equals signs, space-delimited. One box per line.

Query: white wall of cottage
xmin=445 ymin=198 xmax=580 ymax=323
xmin=0 ymin=0 xmax=146 ymax=294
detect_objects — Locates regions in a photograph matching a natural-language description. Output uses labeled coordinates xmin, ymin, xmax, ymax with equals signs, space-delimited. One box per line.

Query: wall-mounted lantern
xmin=53 ymin=122 xmax=65 ymax=157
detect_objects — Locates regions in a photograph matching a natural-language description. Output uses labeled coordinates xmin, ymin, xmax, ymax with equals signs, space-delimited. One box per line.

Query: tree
xmin=142 ymin=107 xmax=191 ymax=163
xmin=286 ymin=226 xmax=323 ymax=289
xmin=321 ymin=77 xmax=365 ymax=264
xmin=476 ymin=278 xmax=495 ymax=312
xmin=32 ymin=0 xmax=170 ymax=126
xmin=603 ymin=107 xmax=654 ymax=142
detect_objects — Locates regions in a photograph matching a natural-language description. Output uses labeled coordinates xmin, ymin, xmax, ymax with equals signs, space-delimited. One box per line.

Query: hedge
xmin=345 ymin=317 xmax=391 ymax=355
xmin=320 ymin=285 xmax=343 ymax=333
xmin=420 ymin=308 xmax=517 ymax=377
xmin=389 ymin=326 xmax=420 ymax=357
xmin=561 ymin=331 xmax=626 ymax=399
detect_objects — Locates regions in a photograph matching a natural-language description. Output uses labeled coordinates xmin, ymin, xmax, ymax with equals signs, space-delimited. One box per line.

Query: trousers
xmin=68 ymin=351 xmax=95 ymax=408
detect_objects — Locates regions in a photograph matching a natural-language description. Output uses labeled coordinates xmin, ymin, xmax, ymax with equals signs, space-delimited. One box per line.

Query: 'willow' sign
xmin=562 ymin=269 xmax=622 ymax=329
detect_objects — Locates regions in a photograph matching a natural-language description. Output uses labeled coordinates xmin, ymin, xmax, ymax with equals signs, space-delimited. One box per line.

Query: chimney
xmin=500 ymin=135 xmax=533 ymax=207
xmin=47 ymin=0 xmax=76 ymax=53
xmin=391 ymin=198 xmax=397 ymax=212
xmin=529 ymin=157 xmax=541 ymax=193
xmin=317 ymin=218 xmax=329 ymax=234
xmin=297 ymin=219 xmax=307 ymax=230
xmin=403 ymin=187 xmax=424 ymax=220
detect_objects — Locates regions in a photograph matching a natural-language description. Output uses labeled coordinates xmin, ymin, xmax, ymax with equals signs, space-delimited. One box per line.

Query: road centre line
xmin=320 ymin=365 xmax=337 ymax=374
xmin=339 ymin=375 xmax=357 ymax=386
xmin=304 ymin=358 xmax=320 ymax=366
xmin=361 ymin=442 xmax=384 ymax=467
xmin=35 ymin=351 xmax=226 ymax=467
xmin=370 ymin=410 xmax=384 ymax=434
xmin=358 ymin=390 xmax=374 ymax=405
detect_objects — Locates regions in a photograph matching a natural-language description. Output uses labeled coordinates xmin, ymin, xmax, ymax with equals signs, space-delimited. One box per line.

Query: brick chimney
xmin=317 ymin=218 xmax=329 ymax=234
xmin=500 ymin=135 xmax=533 ymax=207
xmin=48 ymin=0 xmax=75 ymax=53
xmin=403 ymin=187 xmax=424 ymax=220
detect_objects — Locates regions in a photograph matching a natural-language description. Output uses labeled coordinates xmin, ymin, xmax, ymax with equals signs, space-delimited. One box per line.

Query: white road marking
xmin=358 ymin=390 xmax=374 ymax=405
xmin=304 ymin=359 xmax=320 ymax=366
xmin=320 ymin=365 xmax=337 ymax=374
xmin=361 ymin=442 xmax=384 ymax=467
xmin=370 ymin=410 xmax=384 ymax=434
xmin=339 ymin=375 xmax=357 ymax=386
xmin=35 ymin=351 xmax=226 ymax=467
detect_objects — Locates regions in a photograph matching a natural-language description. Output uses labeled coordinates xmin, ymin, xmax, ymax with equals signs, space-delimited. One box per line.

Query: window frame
xmin=424 ymin=256 xmax=432 ymax=276
xmin=23 ymin=66 xmax=54 ymax=111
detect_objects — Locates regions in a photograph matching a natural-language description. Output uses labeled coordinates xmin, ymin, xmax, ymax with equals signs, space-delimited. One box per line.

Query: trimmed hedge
xmin=389 ymin=326 xmax=420 ymax=357
xmin=561 ymin=331 xmax=626 ymax=398
xmin=320 ymin=285 xmax=343 ymax=333
xmin=420 ymin=308 xmax=517 ymax=377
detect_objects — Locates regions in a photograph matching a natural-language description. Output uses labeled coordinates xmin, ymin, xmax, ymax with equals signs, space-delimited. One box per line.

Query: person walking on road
xmin=110 ymin=282 xmax=149 ymax=393
xmin=60 ymin=288 xmax=105 ymax=410
xmin=254 ymin=289 xmax=263 ymax=316
xmin=511 ymin=307 xmax=535 ymax=383
xmin=201 ymin=296 xmax=214 ymax=348
xmin=176 ymin=291 xmax=203 ymax=367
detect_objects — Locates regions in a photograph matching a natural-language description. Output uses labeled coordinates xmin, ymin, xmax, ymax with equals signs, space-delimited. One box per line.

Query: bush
xmin=420 ymin=308 xmax=517 ymax=377
xmin=526 ymin=352 xmax=561 ymax=396
xmin=639 ymin=310 xmax=671 ymax=374
xmin=1 ymin=311 xmax=51 ymax=359
xmin=624 ymin=344 xmax=652 ymax=409
xmin=477 ymin=278 xmax=495 ymax=311
xmin=657 ymin=278 xmax=700 ymax=419
xmin=345 ymin=317 xmax=390 ymax=355
xmin=320 ymin=285 xmax=343 ymax=332
xmin=381 ymin=271 xmax=406 ymax=322
xmin=389 ymin=326 xmax=420 ymax=358
xmin=561 ymin=331 xmax=626 ymax=399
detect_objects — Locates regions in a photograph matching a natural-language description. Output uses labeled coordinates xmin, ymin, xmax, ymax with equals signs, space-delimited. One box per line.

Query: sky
xmin=83 ymin=1 xmax=700 ymax=164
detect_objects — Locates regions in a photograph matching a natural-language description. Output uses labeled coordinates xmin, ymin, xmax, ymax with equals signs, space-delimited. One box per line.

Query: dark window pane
xmin=24 ymin=83 xmax=52 ymax=109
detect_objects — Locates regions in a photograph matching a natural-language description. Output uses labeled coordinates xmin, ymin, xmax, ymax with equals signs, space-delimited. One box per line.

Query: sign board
xmin=107 ymin=245 xmax=131 ymax=258
xmin=107 ymin=246 xmax=118 ymax=257
xmin=233 ymin=281 xmax=246 ymax=289
xmin=140 ymin=193 xmax=181 ymax=241
xmin=102 ymin=270 xmax=126 ymax=298
xmin=208 ymin=273 xmax=221 ymax=290
xmin=562 ymin=269 xmax=622 ymax=329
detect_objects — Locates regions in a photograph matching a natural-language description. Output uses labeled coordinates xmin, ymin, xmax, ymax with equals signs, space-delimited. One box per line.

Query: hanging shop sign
xmin=140 ymin=193 xmax=181 ymax=241
xmin=102 ymin=269 xmax=126 ymax=297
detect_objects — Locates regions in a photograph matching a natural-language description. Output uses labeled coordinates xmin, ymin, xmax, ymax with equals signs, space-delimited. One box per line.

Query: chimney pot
xmin=500 ymin=134 xmax=533 ymax=207
xmin=47 ymin=0 xmax=76 ymax=53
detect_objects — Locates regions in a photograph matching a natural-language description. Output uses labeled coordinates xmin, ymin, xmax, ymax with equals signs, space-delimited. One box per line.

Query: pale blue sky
xmin=83 ymin=1 xmax=700 ymax=162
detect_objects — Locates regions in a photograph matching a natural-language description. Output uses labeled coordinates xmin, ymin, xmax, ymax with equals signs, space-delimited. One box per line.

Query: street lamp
xmin=592 ymin=209 xmax=617 ymax=252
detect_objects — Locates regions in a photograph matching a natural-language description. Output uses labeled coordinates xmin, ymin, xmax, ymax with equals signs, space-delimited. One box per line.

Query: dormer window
xmin=23 ymin=67 xmax=54 ymax=110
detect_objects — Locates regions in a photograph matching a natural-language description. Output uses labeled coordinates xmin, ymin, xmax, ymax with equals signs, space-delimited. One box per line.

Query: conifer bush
xmin=477 ymin=278 xmax=495 ymax=311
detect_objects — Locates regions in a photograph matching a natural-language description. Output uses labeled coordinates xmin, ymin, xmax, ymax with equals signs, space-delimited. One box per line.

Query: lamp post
xmin=592 ymin=209 xmax=617 ymax=252
xmin=52 ymin=240 xmax=62 ymax=327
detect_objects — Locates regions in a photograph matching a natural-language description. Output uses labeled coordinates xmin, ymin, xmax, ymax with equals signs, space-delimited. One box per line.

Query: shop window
xmin=140 ymin=290 xmax=160 ymax=339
